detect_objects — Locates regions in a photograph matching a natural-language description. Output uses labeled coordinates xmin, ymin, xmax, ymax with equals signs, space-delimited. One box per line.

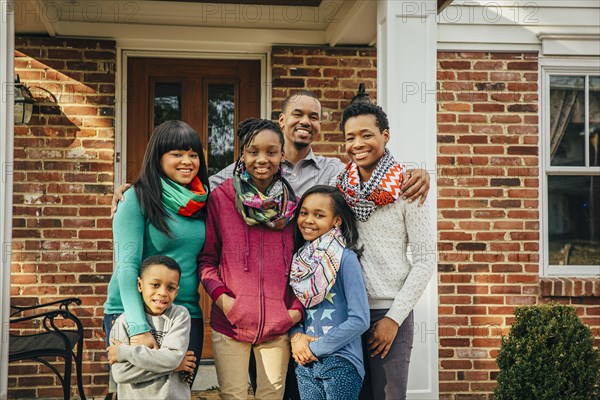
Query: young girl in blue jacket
xmin=289 ymin=185 xmax=370 ymax=400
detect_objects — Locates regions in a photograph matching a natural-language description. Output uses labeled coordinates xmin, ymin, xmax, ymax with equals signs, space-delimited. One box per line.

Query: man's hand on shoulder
xmin=401 ymin=168 xmax=430 ymax=207
xmin=111 ymin=183 xmax=131 ymax=218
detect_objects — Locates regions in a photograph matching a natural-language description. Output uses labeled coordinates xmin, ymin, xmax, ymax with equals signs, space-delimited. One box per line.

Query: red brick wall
xmin=436 ymin=51 xmax=540 ymax=399
xmin=436 ymin=51 xmax=599 ymax=400
xmin=10 ymin=36 xmax=115 ymax=399
xmin=271 ymin=46 xmax=377 ymax=160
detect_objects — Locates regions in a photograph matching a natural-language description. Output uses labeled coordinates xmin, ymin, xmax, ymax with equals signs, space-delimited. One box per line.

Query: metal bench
xmin=9 ymin=297 xmax=86 ymax=400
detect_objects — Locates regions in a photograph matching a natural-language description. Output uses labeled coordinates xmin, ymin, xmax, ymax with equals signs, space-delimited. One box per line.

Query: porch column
xmin=377 ymin=1 xmax=439 ymax=399
xmin=0 ymin=1 xmax=15 ymax=398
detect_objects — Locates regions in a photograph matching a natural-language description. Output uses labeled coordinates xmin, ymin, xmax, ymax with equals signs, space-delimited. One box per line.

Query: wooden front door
xmin=126 ymin=57 xmax=261 ymax=359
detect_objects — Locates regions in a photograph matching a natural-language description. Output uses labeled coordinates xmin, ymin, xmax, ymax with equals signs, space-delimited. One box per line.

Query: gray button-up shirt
xmin=209 ymin=149 xmax=345 ymax=197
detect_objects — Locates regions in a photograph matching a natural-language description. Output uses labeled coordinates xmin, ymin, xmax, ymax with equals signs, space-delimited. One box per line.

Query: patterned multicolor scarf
xmin=233 ymin=164 xmax=297 ymax=230
xmin=336 ymin=148 xmax=404 ymax=222
xmin=289 ymin=227 xmax=346 ymax=308
xmin=161 ymin=176 xmax=208 ymax=218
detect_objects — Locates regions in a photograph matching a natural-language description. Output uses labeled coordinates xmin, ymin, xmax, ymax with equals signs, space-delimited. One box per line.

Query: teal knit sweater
xmin=104 ymin=188 xmax=205 ymax=336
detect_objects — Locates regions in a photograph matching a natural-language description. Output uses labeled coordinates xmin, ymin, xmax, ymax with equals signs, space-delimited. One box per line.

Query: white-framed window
xmin=541 ymin=58 xmax=600 ymax=276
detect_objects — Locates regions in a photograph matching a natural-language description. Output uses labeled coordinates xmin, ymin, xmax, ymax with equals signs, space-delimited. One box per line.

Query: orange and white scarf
xmin=336 ymin=149 xmax=404 ymax=222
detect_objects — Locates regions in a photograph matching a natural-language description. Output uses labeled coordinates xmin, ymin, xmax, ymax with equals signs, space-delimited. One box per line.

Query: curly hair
xmin=341 ymin=102 xmax=390 ymax=134
xmin=139 ymin=255 xmax=181 ymax=279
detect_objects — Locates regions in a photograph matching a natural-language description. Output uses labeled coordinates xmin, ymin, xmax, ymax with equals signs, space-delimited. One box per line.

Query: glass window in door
xmin=207 ymin=83 xmax=235 ymax=176
xmin=154 ymin=82 xmax=182 ymax=129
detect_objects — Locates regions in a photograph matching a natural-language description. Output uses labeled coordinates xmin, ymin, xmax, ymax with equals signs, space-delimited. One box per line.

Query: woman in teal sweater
xmin=104 ymin=120 xmax=210 ymax=383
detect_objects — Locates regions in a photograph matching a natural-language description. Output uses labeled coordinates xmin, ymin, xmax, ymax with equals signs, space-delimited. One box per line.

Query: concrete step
xmin=192 ymin=361 xmax=219 ymax=391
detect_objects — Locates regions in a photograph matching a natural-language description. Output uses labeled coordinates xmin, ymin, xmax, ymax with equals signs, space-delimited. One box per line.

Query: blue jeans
xmin=296 ymin=356 xmax=362 ymax=400
xmin=103 ymin=313 xmax=204 ymax=383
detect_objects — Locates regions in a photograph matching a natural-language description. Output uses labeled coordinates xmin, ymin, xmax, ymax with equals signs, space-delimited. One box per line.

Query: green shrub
xmin=495 ymin=304 xmax=600 ymax=400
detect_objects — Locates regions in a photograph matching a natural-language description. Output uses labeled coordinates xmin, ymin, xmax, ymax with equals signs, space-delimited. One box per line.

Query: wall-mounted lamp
xmin=14 ymin=75 xmax=35 ymax=125
xmin=28 ymin=86 xmax=61 ymax=115
xmin=350 ymin=83 xmax=371 ymax=105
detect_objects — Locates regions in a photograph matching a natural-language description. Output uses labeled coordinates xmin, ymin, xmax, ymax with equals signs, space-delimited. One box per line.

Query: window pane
xmin=154 ymin=83 xmax=182 ymax=129
xmin=550 ymin=76 xmax=585 ymax=166
xmin=548 ymin=175 xmax=600 ymax=265
xmin=207 ymin=84 xmax=235 ymax=176
xmin=590 ymin=76 xmax=600 ymax=167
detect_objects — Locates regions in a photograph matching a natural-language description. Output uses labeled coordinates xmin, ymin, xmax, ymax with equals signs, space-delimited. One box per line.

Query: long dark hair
xmin=134 ymin=120 xmax=210 ymax=237
xmin=293 ymin=185 xmax=362 ymax=258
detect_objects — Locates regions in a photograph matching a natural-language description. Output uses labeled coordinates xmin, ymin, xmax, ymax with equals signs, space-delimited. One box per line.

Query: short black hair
xmin=341 ymin=102 xmax=390 ymax=134
xmin=139 ymin=255 xmax=181 ymax=280
xmin=281 ymin=90 xmax=321 ymax=114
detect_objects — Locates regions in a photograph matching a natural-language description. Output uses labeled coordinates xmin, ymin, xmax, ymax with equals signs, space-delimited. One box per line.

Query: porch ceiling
xmin=152 ymin=0 xmax=324 ymax=5
xmin=14 ymin=0 xmax=380 ymax=47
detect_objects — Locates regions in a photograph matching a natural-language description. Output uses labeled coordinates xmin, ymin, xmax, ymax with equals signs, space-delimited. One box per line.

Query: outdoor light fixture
xmin=350 ymin=83 xmax=371 ymax=105
xmin=14 ymin=74 xmax=35 ymax=125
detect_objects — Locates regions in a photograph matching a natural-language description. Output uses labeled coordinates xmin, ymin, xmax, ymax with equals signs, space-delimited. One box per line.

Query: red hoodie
xmin=198 ymin=179 xmax=303 ymax=343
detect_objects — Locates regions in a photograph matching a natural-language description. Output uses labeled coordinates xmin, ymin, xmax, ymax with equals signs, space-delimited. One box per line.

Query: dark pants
xmin=103 ymin=314 xmax=204 ymax=384
xmin=250 ymin=352 xmax=300 ymax=400
xmin=359 ymin=309 xmax=414 ymax=400
xmin=296 ymin=356 xmax=362 ymax=400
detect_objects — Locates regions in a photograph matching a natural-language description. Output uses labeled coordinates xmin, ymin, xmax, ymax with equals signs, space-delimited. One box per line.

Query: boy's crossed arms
xmin=108 ymin=308 xmax=195 ymax=385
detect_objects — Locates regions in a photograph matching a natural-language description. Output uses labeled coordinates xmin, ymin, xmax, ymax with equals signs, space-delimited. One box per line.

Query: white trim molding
xmin=438 ymin=1 xmax=600 ymax=52
xmin=15 ymin=0 xmax=377 ymax=47
xmin=539 ymin=58 xmax=600 ymax=277
xmin=539 ymin=33 xmax=600 ymax=57
xmin=0 ymin=1 xmax=15 ymax=398
xmin=377 ymin=1 xmax=439 ymax=398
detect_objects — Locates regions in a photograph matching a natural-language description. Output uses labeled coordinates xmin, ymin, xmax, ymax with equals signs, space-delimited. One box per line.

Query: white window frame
xmin=540 ymin=57 xmax=600 ymax=277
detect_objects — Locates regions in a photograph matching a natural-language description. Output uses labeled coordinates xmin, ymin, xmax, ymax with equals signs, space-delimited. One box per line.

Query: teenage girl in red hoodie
xmin=199 ymin=118 xmax=304 ymax=400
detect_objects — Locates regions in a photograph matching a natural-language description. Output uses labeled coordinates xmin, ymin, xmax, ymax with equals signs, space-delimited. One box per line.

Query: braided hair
xmin=234 ymin=118 xmax=285 ymax=172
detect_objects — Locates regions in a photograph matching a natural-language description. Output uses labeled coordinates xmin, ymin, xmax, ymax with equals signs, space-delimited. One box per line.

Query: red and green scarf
xmin=161 ymin=176 xmax=208 ymax=218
